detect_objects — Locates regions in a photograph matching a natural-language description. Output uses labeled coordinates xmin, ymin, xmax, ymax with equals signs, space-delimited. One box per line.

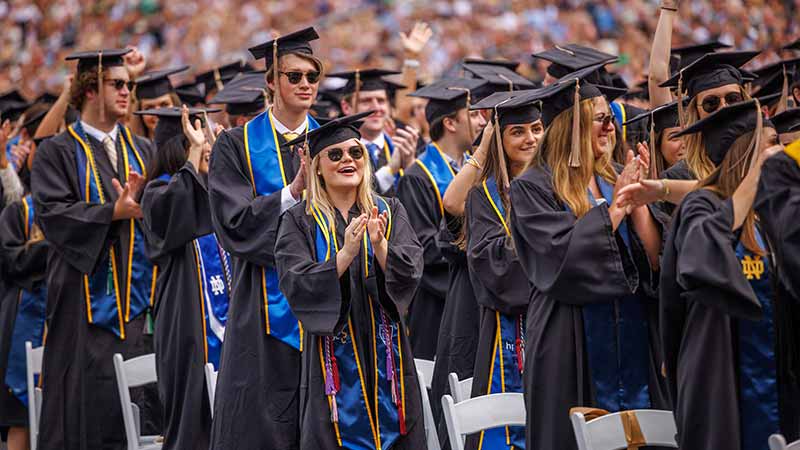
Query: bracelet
xmin=660 ymin=179 xmax=670 ymax=200
xmin=403 ymin=59 xmax=420 ymax=68
xmin=466 ymin=158 xmax=482 ymax=170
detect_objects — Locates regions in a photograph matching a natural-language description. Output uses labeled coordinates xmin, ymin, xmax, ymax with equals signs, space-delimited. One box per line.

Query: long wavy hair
xmin=533 ymin=99 xmax=617 ymax=217
xmin=305 ymin=141 xmax=375 ymax=236
xmin=683 ymin=86 xmax=751 ymax=180
xmin=696 ymin=128 xmax=764 ymax=255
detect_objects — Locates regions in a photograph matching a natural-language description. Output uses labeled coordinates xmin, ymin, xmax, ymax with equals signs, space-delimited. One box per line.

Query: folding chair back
xmin=205 ymin=363 xmax=217 ymax=418
xmin=447 ymin=372 xmax=473 ymax=403
xmin=414 ymin=358 xmax=435 ymax=389
xmin=770 ymin=434 xmax=800 ymax=450
xmin=570 ymin=409 xmax=678 ymax=450
xmin=112 ymin=353 xmax=162 ymax=450
xmin=441 ymin=393 xmax=525 ymax=450
xmin=25 ymin=342 xmax=43 ymax=450
xmin=416 ymin=369 xmax=441 ymax=450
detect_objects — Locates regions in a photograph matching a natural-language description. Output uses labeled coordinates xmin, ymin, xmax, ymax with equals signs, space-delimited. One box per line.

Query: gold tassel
xmin=498 ymin=73 xmax=514 ymax=92
xmin=649 ymin=115 xmax=658 ymax=179
xmin=98 ymin=51 xmax=105 ymax=122
xmin=676 ymin=72 xmax=686 ymax=129
xmin=569 ymin=80 xmax=582 ymax=168
xmin=353 ymin=69 xmax=361 ymax=112
xmin=777 ymin=64 xmax=789 ymax=115
xmin=272 ymin=36 xmax=280 ymax=111
xmin=213 ymin=68 xmax=224 ymax=93
xmin=747 ymin=99 xmax=763 ymax=174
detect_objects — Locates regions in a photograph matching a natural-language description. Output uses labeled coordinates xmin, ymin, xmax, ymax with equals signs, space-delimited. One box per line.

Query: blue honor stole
xmin=610 ymin=101 xmax=628 ymax=144
xmin=192 ymin=232 xmax=232 ymax=370
xmin=5 ymin=195 xmax=47 ymax=407
xmin=243 ymin=109 xmax=319 ymax=351
xmin=479 ymin=177 xmax=526 ymax=449
xmin=68 ymin=122 xmax=155 ymax=339
xmin=414 ymin=143 xmax=460 ymax=218
xmin=312 ymin=197 xmax=408 ymax=450
xmin=735 ymin=229 xmax=779 ymax=450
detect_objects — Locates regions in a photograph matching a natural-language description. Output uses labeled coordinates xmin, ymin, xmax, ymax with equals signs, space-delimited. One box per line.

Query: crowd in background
xmin=1 ymin=0 xmax=798 ymax=98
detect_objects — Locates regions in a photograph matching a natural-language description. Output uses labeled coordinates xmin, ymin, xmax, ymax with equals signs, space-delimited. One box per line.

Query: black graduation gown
xmin=661 ymin=189 xmax=800 ymax=450
xmin=141 ymin=162 xmax=214 ymax=450
xmin=509 ymin=166 xmax=669 ymax=450
xmin=30 ymin=130 xmax=162 ymax=450
xmin=395 ymin=162 xmax=449 ymax=360
xmin=0 ymin=199 xmax=48 ymax=427
xmin=275 ymin=197 xmax=426 ymax=450
xmin=207 ymin=126 xmax=303 ymax=450
xmin=430 ymin=214 xmax=480 ymax=449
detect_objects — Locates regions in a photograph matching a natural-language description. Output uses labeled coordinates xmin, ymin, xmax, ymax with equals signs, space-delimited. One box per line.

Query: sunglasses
xmin=593 ymin=113 xmax=614 ymax=128
xmin=280 ymin=71 xmax=321 ymax=84
xmin=701 ymin=92 xmax=744 ymax=114
xmin=325 ymin=145 xmax=364 ymax=162
xmin=104 ymin=78 xmax=135 ymax=91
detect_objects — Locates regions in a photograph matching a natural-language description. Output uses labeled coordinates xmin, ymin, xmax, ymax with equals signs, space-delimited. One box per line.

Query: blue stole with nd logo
xmin=735 ymin=228 xmax=779 ymax=450
xmin=4 ymin=195 xmax=47 ymax=407
xmin=311 ymin=197 xmax=408 ymax=450
xmin=193 ymin=233 xmax=231 ymax=370
xmin=243 ymin=109 xmax=319 ymax=351
xmin=69 ymin=121 xmax=155 ymax=339
xmin=414 ymin=143 xmax=459 ymax=218
xmin=478 ymin=177 xmax=526 ymax=449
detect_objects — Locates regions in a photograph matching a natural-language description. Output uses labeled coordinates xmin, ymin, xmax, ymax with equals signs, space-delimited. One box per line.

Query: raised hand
xmin=0 ymin=120 xmax=12 ymax=169
xmin=367 ymin=206 xmax=388 ymax=246
xmin=392 ymin=126 xmax=419 ymax=170
xmin=182 ymin=105 xmax=207 ymax=148
xmin=616 ymin=179 xmax=669 ymax=210
xmin=111 ymin=173 xmax=144 ymax=220
xmin=399 ymin=22 xmax=433 ymax=58
xmin=342 ymin=213 xmax=368 ymax=258
xmin=289 ymin=151 xmax=306 ymax=200
xmin=123 ymin=46 xmax=147 ymax=78
xmin=635 ymin=141 xmax=653 ymax=179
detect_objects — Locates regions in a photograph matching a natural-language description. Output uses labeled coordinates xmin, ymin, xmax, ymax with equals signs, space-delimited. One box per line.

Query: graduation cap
xmin=196 ymin=61 xmax=249 ymax=94
xmin=409 ymin=78 xmax=488 ymax=126
xmin=532 ymin=44 xmax=618 ymax=79
xmin=135 ymin=66 xmax=190 ymax=100
xmin=504 ymin=64 xmax=606 ymax=167
xmin=248 ymin=27 xmax=320 ymax=69
xmin=174 ymin=81 xmax=206 ymax=106
xmin=134 ymin=106 xmax=220 ymax=149
xmin=0 ymin=90 xmax=31 ymax=122
xmin=209 ymin=71 xmax=268 ymax=116
xmin=327 ymin=69 xmax=405 ymax=109
xmin=672 ymin=99 xmax=772 ymax=165
xmin=65 ymin=48 xmax=132 ymax=121
xmin=282 ymin=111 xmax=373 ymax=159
xmin=622 ymin=100 xmax=687 ymax=176
xmin=783 ymin=38 xmax=800 ymax=52
xmin=752 ymin=57 xmax=800 ymax=112
xmin=462 ymin=62 xmax=537 ymax=91
xmin=768 ymin=108 xmax=800 ymax=134
xmin=659 ymin=51 xmax=759 ymax=99
xmin=671 ymin=41 xmax=731 ymax=70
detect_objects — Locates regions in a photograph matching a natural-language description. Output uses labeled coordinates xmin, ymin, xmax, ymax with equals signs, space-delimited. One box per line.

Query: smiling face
xmin=270 ymin=53 xmax=320 ymax=112
xmin=591 ymin=96 xmax=615 ymax=159
xmin=318 ymin=138 xmax=366 ymax=191
xmin=139 ymin=93 xmax=175 ymax=132
xmin=342 ymin=89 xmax=391 ymax=136
xmin=502 ymin=119 xmax=544 ymax=170
xmin=660 ymin=125 xmax=686 ymax=166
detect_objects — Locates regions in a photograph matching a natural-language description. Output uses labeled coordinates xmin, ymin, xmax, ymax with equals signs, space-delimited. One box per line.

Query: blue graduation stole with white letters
xmin=478 ymin=177 xmax=526 ymax=449
xmin=242 ymin=108 xmax=319 ymax=351
xmin=311 ymin=196 xmax=408 ymax=450
xmin=68 ymin=121 xmax=155 ymax=339
xmin=4 ymin=195 xmax=47 ymax=407
xmin=193 ymin=232 xmax=231 ymax=370
xmin=413 ymin=142 xmax=460 ymax=218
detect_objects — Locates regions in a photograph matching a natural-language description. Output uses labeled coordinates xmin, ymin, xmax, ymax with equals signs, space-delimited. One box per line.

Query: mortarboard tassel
xmin=777 ymin=65 xmax=789 ymax=115
xmin=98 ymin=51 xmax=105 ymax=122
xmin=494 ymin=96 xmax=513 ymax=191
xmin=649 ymin=114 xmax=658 ymax=179
xmin=676 ymin=71 xmax=686 ymax=129
xmin=569 ymin=80 xmax=582 ymax=168
xmin=746 ymin=99 xmax=764 ymax=174
xmin=213 ymin=69 xmax=224 ymax=93
xmin=498 ymin=73 xmax=514 ymax=92
xmin=353 ymin=69 xmax=361 ymax=112
xmin=272 ymin=36 xmax=281 ymax=111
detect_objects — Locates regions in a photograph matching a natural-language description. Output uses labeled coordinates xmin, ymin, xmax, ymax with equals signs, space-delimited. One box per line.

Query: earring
xmin=317 ymin=171 xmax=321 ymax=175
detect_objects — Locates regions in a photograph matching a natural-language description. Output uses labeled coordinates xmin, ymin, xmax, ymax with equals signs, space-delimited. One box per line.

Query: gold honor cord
xmin=569 ymin=79 xmax=582 ymax=168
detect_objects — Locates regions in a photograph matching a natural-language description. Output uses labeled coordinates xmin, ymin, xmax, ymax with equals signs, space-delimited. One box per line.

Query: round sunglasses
xmin=325 ymin=145 xmax=364 ymax=162
xmin=279 ymin=71 xmax=321 ymax=84
xmin=701 ymin=92 xmax=744 ymax=114
xmin=104 ymin=78 xmax=135 ymax=92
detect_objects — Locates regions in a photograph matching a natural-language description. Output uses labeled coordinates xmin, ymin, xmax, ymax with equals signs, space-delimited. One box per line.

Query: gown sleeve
xmin=0 ymin=200 xmax=48 ymax=290
xmin=508 ymin=173 xmax=638 ymax=305
xmin=275 ymin=207 xmax=344 ymax=335
xmin=465 ymin=188 xmax=529 ymax=313
xmin=30 ymin=136 xmax=116 ymax=274
xmin=208 ymin=130 xmax=288 ymax=267
xmin=141 ymin=162 xmax=213 ymax=260
xmin=672 ymin=189 xmax=762 ymax=320
xmin=755 ymin=152 xmax=800 ymax=300
xmin=377 ymin=198 xmax=424 ymax=319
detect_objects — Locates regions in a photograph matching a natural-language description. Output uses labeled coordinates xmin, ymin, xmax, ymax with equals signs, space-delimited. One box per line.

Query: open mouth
xmin=338 ymin=166 xmax=356 ymax=175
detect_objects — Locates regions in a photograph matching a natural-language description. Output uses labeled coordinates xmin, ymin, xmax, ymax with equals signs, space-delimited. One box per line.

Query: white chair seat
xmin=570 ymin=408 xmax=678 ymax=450
xmin=441 ymin=392 xmax=525 ymax=450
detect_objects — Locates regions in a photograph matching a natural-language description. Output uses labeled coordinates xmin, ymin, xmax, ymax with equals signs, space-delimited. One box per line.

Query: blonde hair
xmin=305 ymin=141 xmax=375 ymax=235
xmin=535 ymin=99 xmax=617 ymax=217
xmin=683 ymin=87 xmax=751 ymax=180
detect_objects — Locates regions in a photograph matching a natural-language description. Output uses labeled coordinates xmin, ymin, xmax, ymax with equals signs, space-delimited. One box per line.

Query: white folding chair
xmin=112 ymin=353 xmax=162 ymax=450
xmin=570 ymin=409 xmax=678 ymax=450
xmin=414 ymin=358 xmax=435 ymax=389
xmin=441 ymin=392 xmax=525 ymax=450
xmin=416 ymin=368 xmax=441 ymax=450
xmin=204 ymin=363 xmax=217 ymax=418
xmin=25 ymin=342 xmax=44 ymax=450
xmin=770 ymin=434 xmax=800 ymax=450
xmin=447 ymin=372 xmax=473 ymax=403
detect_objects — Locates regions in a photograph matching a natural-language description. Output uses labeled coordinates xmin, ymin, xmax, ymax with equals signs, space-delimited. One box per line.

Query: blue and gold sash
xmin=5 ymin=195 xmax=47 ymax=407
xmin=312 ymin=197 xmax=408 ymax=449
xmin=414 ymin=143 xmax=459 ymax=217
xmin=478 ymin=178 xmax=525 ymax=450
xmin=243 ymin=109 xmax=319 ymax=350
xmin=68 ymin=121 xmax=155 ymax=339
xmin=610 ymin=101 xmax=628 ymax=144
xmin=735 ymin=229 xmax=779 ymax=450
xmin=193 ymin=232 xmax=232 ymax=370
xmin=381 ymin=133 xmax=405 ymax=181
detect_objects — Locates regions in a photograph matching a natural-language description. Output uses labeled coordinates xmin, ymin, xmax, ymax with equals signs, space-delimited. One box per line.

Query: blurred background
xmin=1 ymin=0 xmax=798 ymax=96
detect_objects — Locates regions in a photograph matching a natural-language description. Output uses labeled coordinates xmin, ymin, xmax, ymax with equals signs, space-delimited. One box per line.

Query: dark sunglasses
xmin=104 ymin=78 xmax=135 ymax=91
xmin=593 ymin=113 xmax=614 ymax=128
xmin=701 ymin=92 xmax=744 ymax=114
xmin=325 ymin=145 xmax=364 ymax=162
xmin=280 ymin=71 xmax=321 ymax=84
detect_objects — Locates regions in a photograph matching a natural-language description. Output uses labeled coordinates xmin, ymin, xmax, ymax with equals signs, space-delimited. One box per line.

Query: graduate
xmin=275 ymin=112 xmax=425 ymax=450
xmin=463 ymin=93 xmax=545 ymax=450
xmin=0 ymin=194 xmax=47 ymax=450
xmin=132 ymin=66 xmax=189 ymax=139
xmin=659 ymin=100 xmax=799 ymax=450
xmin=30 ymin=48 xmax=161 ymax=450
xmin=507 ymin=67 xmax=667 ymax=450
xmin=138 ymin=106 xmax=228 ymax=450
xmin=395 ymin=78 xmax=487 ymax=361
xmin=207 ymin=27 xmax=323 ymax=450
xmin=622 ymin=100 xmax=686 ymax=176
xmin=0 ymin=120 xmax=24 ymax=211
xmin=208 ymin=71 xmax=269 ymax=128
xmin=330 ymin=69 xmax=419 ymax=196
